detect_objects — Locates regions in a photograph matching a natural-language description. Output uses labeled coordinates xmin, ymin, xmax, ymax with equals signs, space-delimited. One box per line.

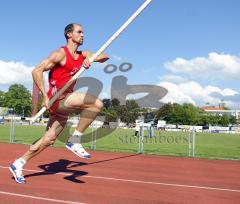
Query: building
xmin=202 ymin=106 xmax=240 ymax=125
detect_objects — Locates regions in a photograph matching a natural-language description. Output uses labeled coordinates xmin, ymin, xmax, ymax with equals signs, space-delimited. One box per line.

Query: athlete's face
xmin=72 ymin=25 xmax=84 ymax=45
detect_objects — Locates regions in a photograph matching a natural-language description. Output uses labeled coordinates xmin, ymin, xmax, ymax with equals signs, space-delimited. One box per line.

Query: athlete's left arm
xmin=82 ymin=50 xmax=109 ymax=63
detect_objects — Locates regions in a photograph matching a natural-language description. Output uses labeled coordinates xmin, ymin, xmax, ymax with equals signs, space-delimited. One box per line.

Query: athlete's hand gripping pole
xmin=31 ymin=0 xmax=153 ymax=123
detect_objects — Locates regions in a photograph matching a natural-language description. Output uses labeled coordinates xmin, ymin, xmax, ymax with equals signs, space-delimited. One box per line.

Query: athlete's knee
xmin=42 ymin=131 xmax=57 ymax=146
xmin=28 ymin=129 xmax=57 ymax=153
xmin=43 ymin=137 xmax=55 ymax=146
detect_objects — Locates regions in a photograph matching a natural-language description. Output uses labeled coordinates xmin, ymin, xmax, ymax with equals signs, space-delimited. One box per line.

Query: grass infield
xmin=1 ymin=124 xmax=240 ymax=160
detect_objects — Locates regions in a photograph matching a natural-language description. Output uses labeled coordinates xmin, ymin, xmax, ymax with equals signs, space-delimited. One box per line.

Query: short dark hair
xmin=64 ymin=23 xmax=75 ymax=40
xmin=64 ymin=23 xmax=82 ymax=40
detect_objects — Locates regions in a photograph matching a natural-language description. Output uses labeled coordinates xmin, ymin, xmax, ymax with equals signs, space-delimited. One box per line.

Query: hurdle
xmin=89 ymin=117 xmax=105 ymax=150
xmin=91 ymin=123 xmax=97 ymax=150
xmin=9 ymin=115 xmax=15 ymax=143
xmin=138 ymin=122 xmax=156 ymax=153
xmin=188 ymin=127 xmax=196 ymax=157
xmin=138 ymin=122 xmax=144 ymax=154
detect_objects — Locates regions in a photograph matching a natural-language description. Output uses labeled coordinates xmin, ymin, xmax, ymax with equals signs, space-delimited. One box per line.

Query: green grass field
xmin=1 ymin=124 xmax=240 ymax=160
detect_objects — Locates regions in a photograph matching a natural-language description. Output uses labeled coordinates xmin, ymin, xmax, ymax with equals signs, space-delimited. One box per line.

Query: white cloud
xmin=159 ymin=80 xmax=239 ymax=108
xmin=164 ymin=52 xmax=240 ymax=81
xmin=160 ymin=75 xmax=189 ymax=83
xmin=0 ymin=60 xmax=33 ymax=85
xmin=205 ymin=86 xmax=238 ymax=96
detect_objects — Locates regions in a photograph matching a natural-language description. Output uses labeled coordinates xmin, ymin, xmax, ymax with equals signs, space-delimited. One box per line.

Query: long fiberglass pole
xmin=31 ymin=0 xmax=153 ymax=123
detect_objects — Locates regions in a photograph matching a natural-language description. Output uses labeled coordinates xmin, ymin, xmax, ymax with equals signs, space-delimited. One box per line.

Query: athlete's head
xmin=64 ymin=23 xmax=84 ymax=45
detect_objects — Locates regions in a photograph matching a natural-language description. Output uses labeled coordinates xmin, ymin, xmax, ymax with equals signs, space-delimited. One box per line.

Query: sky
xmin=0 ymin=0 xmax=240 ymax=109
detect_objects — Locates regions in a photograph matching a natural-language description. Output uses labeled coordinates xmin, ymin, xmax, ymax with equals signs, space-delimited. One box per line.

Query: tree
xmin=102 ymin=98 xmax=111 ymax=109
xmin=111 ymin=98 xmax=120 ymax=107
xmin=126 ymin=99 xmax=139 ymax=110
xmin=182 ymin=103 xmax=200 ymax=125
xmin=156 ymin=103 xmax=173 ymax=121
xmin=126 ymin=100 xmax=139 ymax=123
xmin=102 ymin=108 xmax=118 ymax=122
xmin=115 ymin=106 xmax=134 ymax=124
xmin=208 ymin=114 xmax=221 ymax=126
xmin=168 ymin=103 xmax=185 ymax=124
xmin=0 ymin=90 xmax=5 ymax=107
xmin=114 ymin=100 xmax=140 ymax=125
xmin=4 ymin=84 xmax=32 ymax=116
xmin=219 ymin=114 xmax=230 ymax=126
xmin=198 ymin=112 xmax=210 ymax=126
xmin=229 ymin=115 xmax=237 ymax=125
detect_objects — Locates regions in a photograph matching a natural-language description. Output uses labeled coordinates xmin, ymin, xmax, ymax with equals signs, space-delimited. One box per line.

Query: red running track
xmin=0 ymin=143 xmax=240 ymax=204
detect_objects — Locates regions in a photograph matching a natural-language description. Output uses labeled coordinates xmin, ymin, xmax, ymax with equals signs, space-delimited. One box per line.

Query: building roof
xmin=202 ymin=107 xmax=225 ymax=111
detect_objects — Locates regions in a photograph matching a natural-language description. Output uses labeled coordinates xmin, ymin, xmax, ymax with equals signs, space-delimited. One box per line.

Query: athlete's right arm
xmin=32 ymin=50 xmax=64 ymax=108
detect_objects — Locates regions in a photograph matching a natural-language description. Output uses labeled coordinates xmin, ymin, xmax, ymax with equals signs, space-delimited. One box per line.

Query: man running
xmin=9 ymin=23 xmax=109 ymax=183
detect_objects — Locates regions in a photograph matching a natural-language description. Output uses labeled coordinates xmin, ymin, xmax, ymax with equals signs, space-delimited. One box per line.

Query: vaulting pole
xmin=31 ymin=0 xmax=153 ymax=123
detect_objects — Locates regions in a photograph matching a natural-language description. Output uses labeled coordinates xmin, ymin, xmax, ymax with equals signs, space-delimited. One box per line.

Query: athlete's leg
xmin=9 ymin=115 xmax=67 ymax=183
xmin=21 ymin=115 xmax=68 ymax=161
xmin=58 ymin=92 xmax=103 ymax=133
xmin=56 ymin=92 xmax=103 ymax=158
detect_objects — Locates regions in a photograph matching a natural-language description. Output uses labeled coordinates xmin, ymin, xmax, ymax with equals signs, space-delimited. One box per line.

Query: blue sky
xmin=0 ymin=0 xmax=240 ymax=108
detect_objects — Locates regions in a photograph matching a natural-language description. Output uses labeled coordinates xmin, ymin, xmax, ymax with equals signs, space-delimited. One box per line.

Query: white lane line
xmin=1 ymin=165 xmax=240 ymax=193
xmin=0 ymin=190 xmax=85 ymax=204
xmin=84 ymin=175 xmax=240 ymax=193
